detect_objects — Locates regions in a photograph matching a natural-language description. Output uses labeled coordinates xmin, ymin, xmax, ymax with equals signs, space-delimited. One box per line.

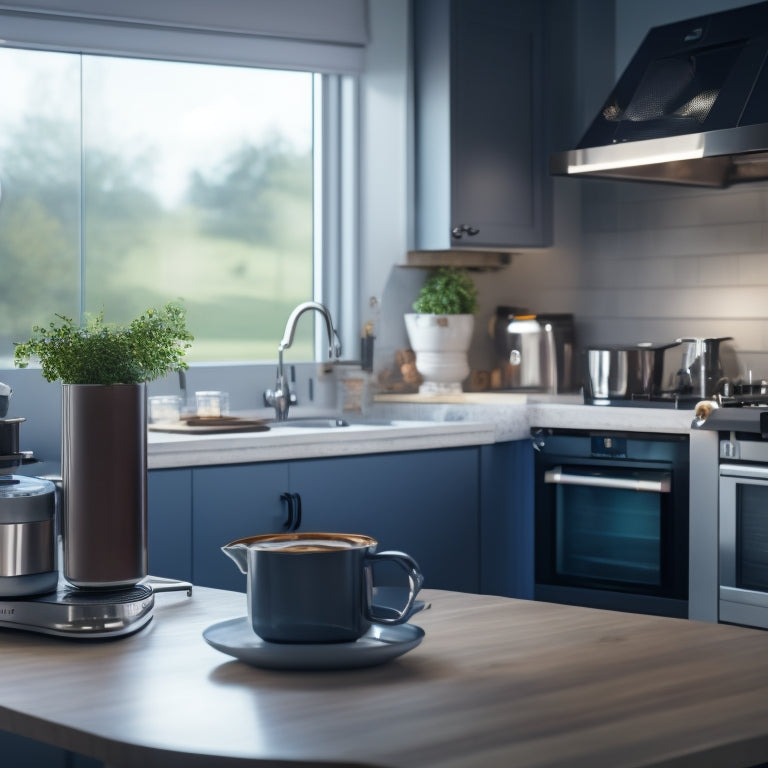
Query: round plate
xmin=203 ymin=617 xmax=425 ymax=671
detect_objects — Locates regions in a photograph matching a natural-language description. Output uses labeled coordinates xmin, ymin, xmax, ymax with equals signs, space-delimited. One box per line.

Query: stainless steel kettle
xmin=492 ymin=308 xmax=576 ymax=393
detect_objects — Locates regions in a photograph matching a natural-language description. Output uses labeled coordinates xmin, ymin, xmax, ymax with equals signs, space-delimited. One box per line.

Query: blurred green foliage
xmin=2 ymin=115 xmax=313 ymax=364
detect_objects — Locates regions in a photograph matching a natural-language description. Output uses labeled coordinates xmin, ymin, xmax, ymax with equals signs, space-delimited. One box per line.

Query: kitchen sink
xmin=269 ymin=418 xmax=351 ymax=429
xmin=268 ymin=417 xmax=399 ymax=429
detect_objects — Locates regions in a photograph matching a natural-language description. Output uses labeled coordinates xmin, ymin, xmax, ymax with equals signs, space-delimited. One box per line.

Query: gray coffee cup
xmin=222 ymin=532 xmax=424 ymax=643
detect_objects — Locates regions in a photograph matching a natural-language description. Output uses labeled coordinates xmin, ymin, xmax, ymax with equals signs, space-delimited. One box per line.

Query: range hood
xmin=551 ymin=1 xmax=768 ymax=187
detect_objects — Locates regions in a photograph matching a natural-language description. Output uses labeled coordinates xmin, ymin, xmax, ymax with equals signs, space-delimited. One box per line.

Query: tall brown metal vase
xmin=61 ymin=383 xmax=148 ymax=588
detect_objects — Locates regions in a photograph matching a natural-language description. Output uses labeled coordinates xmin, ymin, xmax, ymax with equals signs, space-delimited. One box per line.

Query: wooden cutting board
xmin=148 ymin=416 xmax=270 ymax=434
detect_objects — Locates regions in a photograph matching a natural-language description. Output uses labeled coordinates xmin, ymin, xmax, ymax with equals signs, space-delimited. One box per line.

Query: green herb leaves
xmin=412 ymin=268 xmax=478 ymax=315
xmin=14 ymin=302 xmax=194 ymax=385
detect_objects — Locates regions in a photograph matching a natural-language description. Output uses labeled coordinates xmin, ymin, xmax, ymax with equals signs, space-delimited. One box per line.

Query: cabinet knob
xmin=451 ymin=224 xmax=480 ymax=239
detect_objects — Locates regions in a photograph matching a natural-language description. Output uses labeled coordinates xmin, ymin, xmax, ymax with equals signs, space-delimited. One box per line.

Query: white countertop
xmin=147 ymin=397 xmax=697 ymax=469
xmin=371 ymin=396 xmax=696 ymax=440
xmin=148 ymin=419 xmax=496 ymax=469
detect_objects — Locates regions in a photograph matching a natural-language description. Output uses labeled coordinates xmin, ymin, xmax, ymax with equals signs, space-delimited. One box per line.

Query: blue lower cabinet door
xmin=192 ymin=463 xmax=289 ymax=591
xmin=289 ymin=448 xmax=480 ymax=593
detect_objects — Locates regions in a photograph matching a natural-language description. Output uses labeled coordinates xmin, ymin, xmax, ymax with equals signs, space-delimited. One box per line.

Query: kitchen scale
xmin=0 ymin=575 xmax=192 ymax=639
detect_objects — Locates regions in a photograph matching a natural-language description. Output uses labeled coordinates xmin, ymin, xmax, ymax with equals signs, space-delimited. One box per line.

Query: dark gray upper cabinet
xmin=414 ymin=0 xmax=551 ymax=249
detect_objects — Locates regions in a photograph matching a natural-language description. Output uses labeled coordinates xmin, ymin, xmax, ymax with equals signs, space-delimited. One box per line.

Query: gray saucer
xmin=203 ymin=618 xmax=425 ymax=670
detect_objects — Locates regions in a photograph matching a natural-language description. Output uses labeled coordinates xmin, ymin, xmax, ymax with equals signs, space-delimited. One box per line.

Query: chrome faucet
xmin=264 ymin=301 xmax=342 ymax=421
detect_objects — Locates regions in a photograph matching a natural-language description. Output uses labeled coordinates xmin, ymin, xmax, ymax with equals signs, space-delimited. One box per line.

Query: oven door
xmin=536 ymin=463 xmax=686 ymax=604
xmin=719 ymin=464 xmax=768 ymax=628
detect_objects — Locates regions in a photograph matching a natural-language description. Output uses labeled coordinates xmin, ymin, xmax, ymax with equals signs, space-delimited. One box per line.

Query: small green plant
xmin=14 ymin=301 xmax=194 ymax=385
xmin=412 ymin=268 xmax=478 ymax=315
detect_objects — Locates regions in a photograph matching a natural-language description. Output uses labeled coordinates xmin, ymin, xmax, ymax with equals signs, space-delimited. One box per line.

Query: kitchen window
xmin=0 ymin=1 xmax=363 ymax=367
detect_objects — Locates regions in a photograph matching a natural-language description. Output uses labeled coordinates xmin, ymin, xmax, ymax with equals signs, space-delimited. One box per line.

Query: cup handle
xmin=366 ymin=550 xmax=424 ymax=625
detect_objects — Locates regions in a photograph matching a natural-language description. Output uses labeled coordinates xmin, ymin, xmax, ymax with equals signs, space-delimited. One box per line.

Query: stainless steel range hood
xmin=551 ymin=1 xmax=768 ymax=187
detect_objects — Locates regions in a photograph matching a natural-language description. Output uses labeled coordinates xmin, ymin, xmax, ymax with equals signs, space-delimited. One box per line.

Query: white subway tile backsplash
xmin=616 ymin=189 xmax=766 ymax=231
xmin=654 ymin=223 xmax=765 ymax=257
xmin=488 ymin=179 xmax=768 ymax=366
xmin=570 ymin=178 xmax=768 ymax=355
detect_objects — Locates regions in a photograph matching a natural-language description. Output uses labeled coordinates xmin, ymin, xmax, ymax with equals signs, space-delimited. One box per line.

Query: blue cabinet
xmin=191 ymin=462 xmax=290 ymax=591
xmin=414 ymin=0 xmax=551 ymax=249
xmin=147 ymin=468 xmax=192 ymax=582
xmin=290 ymin=448 xmax=480 ymax=593
xmin=147 ymin=441 xmax=535 ymax=601
xmin=189 ymin=448 xmax=481 ymax=594
xmin=479 ymin=441 xmax=534 ymax=599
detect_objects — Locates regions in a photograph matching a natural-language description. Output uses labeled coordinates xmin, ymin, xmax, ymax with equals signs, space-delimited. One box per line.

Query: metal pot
xmin=584 ymin=342 xmax=682 ymax=402
xmin=675 ymin=337 xmax=735 ymax=399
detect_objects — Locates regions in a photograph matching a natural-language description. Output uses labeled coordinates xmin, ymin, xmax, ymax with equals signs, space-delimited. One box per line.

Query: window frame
xmin=0 ymin=4 xmax=360 ymax=370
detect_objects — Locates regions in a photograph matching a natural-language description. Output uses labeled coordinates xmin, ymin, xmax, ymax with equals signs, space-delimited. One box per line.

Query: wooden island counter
xmin=1 ymin=587 xmax=768 ymax=768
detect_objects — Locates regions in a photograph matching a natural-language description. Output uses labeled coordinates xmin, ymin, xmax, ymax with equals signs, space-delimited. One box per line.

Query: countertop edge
xmin=148 ymin=421 xmax=496 ymax=469
xmin=148 ymin=401 xmax=697 ymax=469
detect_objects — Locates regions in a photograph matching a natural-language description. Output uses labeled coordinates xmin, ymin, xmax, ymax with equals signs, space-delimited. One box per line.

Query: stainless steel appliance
xmin=551 ymin=1 xmax=768 ymax=187
xmin=0 ymin=576 xmax=191 ymax=638
xmin=0 ymin=581 xmax=154 ymax=638
xmin=694 ymin=403 xmax=768 ymax=629
xmin=532 ymin=428 xmax=689 ymax=618
xmin=584 ymin=342 xmax=684 ymax=406
xmin=675 ymin=336 xmax=739 ymax=399
xmin=493 ymin=308 xmax=577 ymax=393
xmin=583 ymin=337 xmax=738 ymax=407
xmin=0 ymin=416 xmax=58 ymax=597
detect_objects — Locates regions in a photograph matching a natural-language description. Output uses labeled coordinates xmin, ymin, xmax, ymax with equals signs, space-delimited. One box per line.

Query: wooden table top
xmin=1 ymin=587 xmax=768 ymax=768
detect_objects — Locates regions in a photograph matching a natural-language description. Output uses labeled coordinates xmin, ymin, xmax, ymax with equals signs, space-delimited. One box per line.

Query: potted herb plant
xmin=405 ymin=268 xmax=478 ymax=395
xmin=14 ymin=302 xmax=193 ymax=588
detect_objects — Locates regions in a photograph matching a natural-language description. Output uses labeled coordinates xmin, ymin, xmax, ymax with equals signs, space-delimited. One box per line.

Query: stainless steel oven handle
xmin=720 ymin=463 xmax=768 ymax=480
xmin=544 ymin=467 xmax=671 ymax=493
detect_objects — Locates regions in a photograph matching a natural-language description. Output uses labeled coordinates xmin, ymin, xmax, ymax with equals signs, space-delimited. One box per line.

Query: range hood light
xmin=567 ymin=148 xmax=704 ymax=174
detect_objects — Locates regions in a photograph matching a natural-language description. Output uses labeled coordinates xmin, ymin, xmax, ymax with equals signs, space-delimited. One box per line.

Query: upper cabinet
xmin=413 ymin=0 xmax=552 ymax=250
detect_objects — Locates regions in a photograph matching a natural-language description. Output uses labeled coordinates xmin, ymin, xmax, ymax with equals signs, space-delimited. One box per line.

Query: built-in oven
xmin=691 ymin=405 xmax=768 ymax=629
xmin=719 ymin=460 xmax=768 ymax=628
xmin=532 ymin=428 xmax=689 ymax=619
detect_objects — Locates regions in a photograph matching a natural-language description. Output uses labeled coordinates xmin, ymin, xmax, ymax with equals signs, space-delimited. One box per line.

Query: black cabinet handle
xmin=281 ymin=492 xmax=294 ymax=530
xmin=293 ymin=493 xmax=302 ymax=530
xmin=280 ymin=492 xmax=302 ymax=532
xmin=451 ymin=224 xmax=480 ymax=239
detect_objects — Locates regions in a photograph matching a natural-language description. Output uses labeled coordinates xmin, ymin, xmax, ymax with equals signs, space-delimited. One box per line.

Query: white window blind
xmin=0 ymin=0 xmax=368 ymax=72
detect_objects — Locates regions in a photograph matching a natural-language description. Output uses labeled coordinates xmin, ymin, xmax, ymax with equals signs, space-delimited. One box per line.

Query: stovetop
xmin=696 ymin=401 xmax=768 ymax=435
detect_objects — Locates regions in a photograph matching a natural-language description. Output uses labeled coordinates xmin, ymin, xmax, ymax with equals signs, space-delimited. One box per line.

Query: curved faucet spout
xmin=279 ymin=301 xmax=342 ymax=358
xmin=264 ymin=301 xmax=343 ymax=422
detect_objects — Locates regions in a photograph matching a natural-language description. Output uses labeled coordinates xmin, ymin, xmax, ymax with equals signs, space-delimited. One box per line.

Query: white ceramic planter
xmin=404 ymin=313 xmax=474 ymax=395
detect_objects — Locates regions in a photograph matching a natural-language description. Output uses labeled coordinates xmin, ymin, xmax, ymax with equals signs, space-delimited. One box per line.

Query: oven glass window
xmin=555 ymin=484 xmax=662 ymax=586
xmin=737 ymin=484 xmax=768 ymax=592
